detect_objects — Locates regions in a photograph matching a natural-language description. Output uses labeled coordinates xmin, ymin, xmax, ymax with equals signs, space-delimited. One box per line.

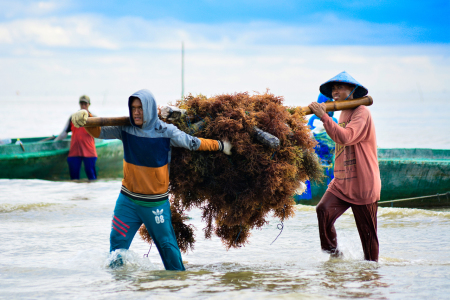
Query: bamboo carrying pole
xmin=84 ymin=96 xmax=373 ymax=128
xmin=298 ymin=95 xmax=373 ymax=115
xmin=85 ymin=116 xmax=131 ymax=127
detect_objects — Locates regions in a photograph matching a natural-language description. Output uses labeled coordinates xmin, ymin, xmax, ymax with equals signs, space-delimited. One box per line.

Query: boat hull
xmin=0 ymin=137 xmax=123 ymax=180
xmin=295 ymin=148 xmax=450 ymax=208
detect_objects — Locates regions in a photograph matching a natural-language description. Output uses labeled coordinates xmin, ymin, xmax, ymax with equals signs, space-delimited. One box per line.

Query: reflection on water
xmin=1 ymin=179 xmax=449 ymax=299
xmin=82 ymin=258 xmax=391 ymax=299
xmin=318 ymin=260 xmax=387 ymax=299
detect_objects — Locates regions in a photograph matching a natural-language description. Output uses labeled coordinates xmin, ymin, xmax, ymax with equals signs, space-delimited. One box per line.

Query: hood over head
xmin=128 ymin=89 xmax=161 ymax=130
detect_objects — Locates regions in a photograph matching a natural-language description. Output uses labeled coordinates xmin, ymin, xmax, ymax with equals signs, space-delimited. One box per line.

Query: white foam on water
xmin=59 ymin=248 xmax=159 ymax=272
xmin=106 ymin=249 xmax=160 ymax=272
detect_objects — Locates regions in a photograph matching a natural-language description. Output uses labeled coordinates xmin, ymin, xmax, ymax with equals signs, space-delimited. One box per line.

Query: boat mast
xmin=181 ymin=41 xmax=185 ymax=100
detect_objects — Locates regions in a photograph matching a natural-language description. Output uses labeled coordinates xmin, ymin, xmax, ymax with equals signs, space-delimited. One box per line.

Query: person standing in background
xmin=55 ymin=95 xmax=97 ymax=180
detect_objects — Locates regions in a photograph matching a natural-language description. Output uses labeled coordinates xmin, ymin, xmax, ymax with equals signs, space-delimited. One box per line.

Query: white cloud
xmin=0 ymin=26 xmax=12 ymax=43
xmin=0 ymin=13 xmax=427 ymax=51
xmin=37 ymin=1 xmax=57 ymax=11
xmin=0 ymin=16 xmax=118 ymax=49
xmin=0 ymin=14 xmax=448 ymax=107
xmin=0 ymin=1 xmax=71 ymax=18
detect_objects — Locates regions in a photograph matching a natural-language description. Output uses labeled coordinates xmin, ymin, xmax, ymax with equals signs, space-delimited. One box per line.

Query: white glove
xmin=222 ymin=139 xmax=232 ymax=155
xmin=160 ymin=106 xmax=172 ymax=119
xmin=160 ymin=106 xmax=186 ymax=120
xmin=295 ymin=181 xmax=307 ymax=195
xmin=71 ymin=109 xmax=89 ymax=128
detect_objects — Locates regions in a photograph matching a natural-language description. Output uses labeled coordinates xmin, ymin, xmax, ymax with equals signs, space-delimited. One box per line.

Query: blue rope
xmin=143 ymin=242 xmax=152 ymax=257
xmin=271 ymin=151 xmax=277 ymax=160
xmin=345 ymin=85 xmax=359 ymax=100
xmin=234 ymin=224 xmax=243 ymax=247
xmin=197 ymin=114 xmax=205 ymax=123
xmin=186 ymin=115 xmax=192 ymax=128
xmin=187 ymin=114 xmax=208 ymax=134
xmin=270 ymin=205 xmax=286 ymax=245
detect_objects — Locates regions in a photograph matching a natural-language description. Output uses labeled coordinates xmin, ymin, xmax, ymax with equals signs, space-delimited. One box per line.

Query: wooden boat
xmin=2 ymin=135 xmax=448 ymax=208
xmin=0 ymin=137 xmax=123 ymax=180
xmin=295 ymin=146 xmax=450 ymax=208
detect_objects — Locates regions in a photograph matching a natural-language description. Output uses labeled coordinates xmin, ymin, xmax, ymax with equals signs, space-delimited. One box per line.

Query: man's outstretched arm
xmin=71 ymin=110 xmax=123 ymax=140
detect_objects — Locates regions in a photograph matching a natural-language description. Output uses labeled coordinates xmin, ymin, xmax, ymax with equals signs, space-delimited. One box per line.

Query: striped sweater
xmin=86 ymin=89 xmax=222 ymax=203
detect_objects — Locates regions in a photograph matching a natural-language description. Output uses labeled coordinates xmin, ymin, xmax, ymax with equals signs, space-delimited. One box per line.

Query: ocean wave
xmin=294 ymin=204 xmax=316 ymax=212
xmin=380 ymin=257 xmax=450 ymax=267
xmin=296 ymin=204 xmax=450 ymax=220
xmin=378 ymin=207 xmax=450 ymax=220
xmin=0 ymin=202 xmax=63 ymax=213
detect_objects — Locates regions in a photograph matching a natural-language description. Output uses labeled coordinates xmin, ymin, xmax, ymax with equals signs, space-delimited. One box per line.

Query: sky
xmin=0 ymin=0 xmax=449 ymax=106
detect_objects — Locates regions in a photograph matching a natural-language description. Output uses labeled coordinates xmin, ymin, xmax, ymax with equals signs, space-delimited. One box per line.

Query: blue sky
xmin=0 ymin=0 xmax=448 ymax=105
xmin=1 ymin=0 xmax=449 ymax=44
xmin=80 ymin=0 xmax=449 ymax=44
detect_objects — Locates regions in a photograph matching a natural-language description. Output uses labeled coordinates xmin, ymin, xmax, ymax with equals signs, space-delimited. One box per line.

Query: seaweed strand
xmin=139 ymin=92 xmax=323 ymax=250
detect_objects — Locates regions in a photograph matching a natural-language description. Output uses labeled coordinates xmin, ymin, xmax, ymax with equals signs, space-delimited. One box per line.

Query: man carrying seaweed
xmin=308 ymin=71 xmax=381 ymax=261
xmin=71 ymin=89 xmax=232 ymax=270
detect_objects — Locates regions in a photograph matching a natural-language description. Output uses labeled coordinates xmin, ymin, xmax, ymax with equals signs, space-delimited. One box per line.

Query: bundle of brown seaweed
xmin=139 ymin=92 xmax=323 ymax=250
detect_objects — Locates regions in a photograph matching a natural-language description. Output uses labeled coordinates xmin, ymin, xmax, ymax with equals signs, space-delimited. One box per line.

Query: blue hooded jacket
xmin=87 ymin=89 xmax=221 ymax=203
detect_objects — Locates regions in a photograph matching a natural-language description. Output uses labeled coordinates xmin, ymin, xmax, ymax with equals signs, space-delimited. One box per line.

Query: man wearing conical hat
xmin=308 ymin=71 xmax=381 ymax=261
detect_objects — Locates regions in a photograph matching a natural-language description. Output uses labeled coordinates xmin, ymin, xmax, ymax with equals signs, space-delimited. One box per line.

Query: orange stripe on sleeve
xmin=85 ymin=127 xmax=101 ymax=138
xmin=197 ymin=138 xmax=219 ymax=151
xmin=85 ymin=112 xmax=101 ymax=138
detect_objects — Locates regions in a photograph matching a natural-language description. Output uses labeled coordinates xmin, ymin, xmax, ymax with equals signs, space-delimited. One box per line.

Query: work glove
xmin=71 ymin=109 xmax=89 ymax=128
xmin=221 ymin=139 xmax=232 ymax=155
xmin=295 ymin=181 xmax=307 ymax=195
xmin=160 ymin=106 xmax=186 ymax=120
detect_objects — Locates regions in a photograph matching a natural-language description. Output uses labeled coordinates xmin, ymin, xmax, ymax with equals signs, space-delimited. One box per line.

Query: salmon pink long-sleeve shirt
xmin=320 ymin=105 xmax=381 ymax=205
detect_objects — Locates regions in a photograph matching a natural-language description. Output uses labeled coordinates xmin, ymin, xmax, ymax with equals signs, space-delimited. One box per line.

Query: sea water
xmin=1 ymin=179 xmax=449 ymax=299
xmin=0 ymin=95 xmax=449 ymax=299
xmin=0 ymin=94 xmax=449 ymax=149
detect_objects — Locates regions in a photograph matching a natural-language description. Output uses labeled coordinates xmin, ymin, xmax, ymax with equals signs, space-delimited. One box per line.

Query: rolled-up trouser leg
xmin=316 ymin=191 xmax=350 ymax=254
xmin=137 ymin=200 xmax=185 ymax=271
xmin=351 ymin=202 xmax=379 ymax=261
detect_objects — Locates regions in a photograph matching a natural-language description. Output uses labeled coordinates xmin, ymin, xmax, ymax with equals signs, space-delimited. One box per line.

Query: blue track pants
xmin=67 ymin=156 xmax=97 ymax=180
xmin=110 ymin=194 xmax=185 ymax=271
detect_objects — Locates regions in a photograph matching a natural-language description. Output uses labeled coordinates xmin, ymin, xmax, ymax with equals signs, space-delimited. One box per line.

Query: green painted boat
xmin=295 ymin=147 xmax=450 ymax=208
xmin=0 ymin=137 xmax=124 ymax=180
xmin=2 ymin=135 xmax=449 ymax=207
